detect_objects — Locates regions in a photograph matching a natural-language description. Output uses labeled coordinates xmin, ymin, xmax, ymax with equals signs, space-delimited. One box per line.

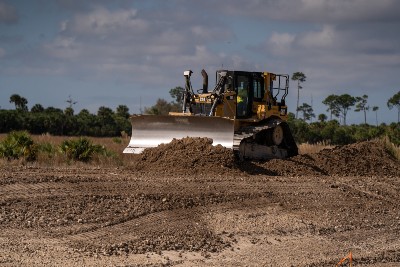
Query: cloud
xmin=260 ymin=20 xmax=399 ymax=65
xmin=43 ymin=37 xmax=81 ymax=59
xmin=267 ymin=32 xmax=296 ymax=55
xmin=255 ymin=25 xmax=338 ymax=58
xmin=298 ymin=25 xmax=335 ymax=48
xmin=0 ymin=1 xmax=18 ymax=24
xmin=37 ymin=4 xmax=236 ymax=89
xmin=246 ymin=14 xmax=400 ymax=108
xmin=209 ymin=0 xmax=400 ymax=23
xmin=61 ymin=7 xmax=148 ymax=38
xmin=302 ymin=0 xmax=400 ymax=23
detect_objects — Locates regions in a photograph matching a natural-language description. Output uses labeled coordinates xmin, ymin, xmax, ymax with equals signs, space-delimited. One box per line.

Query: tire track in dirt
xmin=67 ymin=199 xmax=270 ymax=243
xmin=0 ymin=180 xmax=271 ymax=201
xmin=0 ymin=182 xmax=70 ymax=200
xmin=0 ymin=166 xmax=128 ymax=186
xmin=68 ymin=208 xmax=202 ymax=242
xmin=0 ymin=181 xmax=124 ymax=200
xmin=66 ymin=206 xmax=233 ymax=255
xmin=338 ymin=183 xmax=397 ymax=204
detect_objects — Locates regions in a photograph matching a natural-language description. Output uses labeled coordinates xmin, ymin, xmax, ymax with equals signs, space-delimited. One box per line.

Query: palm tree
xmin=297 ymin=102 xmax=315 ymax=122
xmin=387 ymin=91 xmax=400 ymax=122
xmin=66 ymin=95 xmax=77 ymax=108
xmin=355 ymin=95 xmax=369 ymax=124
xmin=336 ymin=94 xmax=357 ymax=126
xmin=322 ymin=94 xmax=340 ymax=120
xmin=9 ymin=94 xmax=28 ymax=111
xmin=291 ymin=72 xmax=306 ymax=119
xmin=318 ymin=113 xmax=328 ymax=122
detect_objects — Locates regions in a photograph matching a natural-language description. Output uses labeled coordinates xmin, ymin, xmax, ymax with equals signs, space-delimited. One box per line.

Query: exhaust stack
xmin=201 ymin=69 xmax=208 ymax=93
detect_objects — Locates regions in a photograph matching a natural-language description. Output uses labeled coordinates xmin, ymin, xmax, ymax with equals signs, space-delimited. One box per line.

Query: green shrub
xmin=0 ymin=131 xmax=37 ymax=161
xmin=59 ymin=137 xmax=108 ymax=162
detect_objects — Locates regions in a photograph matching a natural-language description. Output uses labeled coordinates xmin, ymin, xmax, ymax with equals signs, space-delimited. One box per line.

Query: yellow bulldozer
xmin=124 ymin=69 xmax=298 ymax=159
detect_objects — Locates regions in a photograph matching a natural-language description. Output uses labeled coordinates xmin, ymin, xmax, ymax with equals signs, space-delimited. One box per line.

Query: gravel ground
xmin=0 ymin=139 xmax=399 ymax=266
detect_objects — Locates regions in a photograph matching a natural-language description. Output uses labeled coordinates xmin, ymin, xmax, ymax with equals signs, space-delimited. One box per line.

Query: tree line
xmin=291 ymin=72 xmax=400 ymax=125
xmin=1 ymin=94 xmax=131 ymax=136
xmin=287 ymin=114 xmax=399 ymax=146
xmin=291 ymin=88 xmax=400 ymax=145
xmin=2 ymin=89 xmax=399 ymax=146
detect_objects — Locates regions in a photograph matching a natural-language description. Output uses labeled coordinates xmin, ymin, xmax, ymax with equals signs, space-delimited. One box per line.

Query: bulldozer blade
xmin=123 ymin=115 xmax=235 ymax=154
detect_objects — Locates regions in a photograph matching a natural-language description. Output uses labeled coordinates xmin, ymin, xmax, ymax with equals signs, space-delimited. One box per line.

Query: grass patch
xmin=383 ymin=136 xmax=400 ymax=161
xmin=298 ymin=141 xmax=335 ymax=154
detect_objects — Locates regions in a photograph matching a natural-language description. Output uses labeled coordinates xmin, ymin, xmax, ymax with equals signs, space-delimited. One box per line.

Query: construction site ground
xmin=1 ymin=139 xmax=400 ymax=266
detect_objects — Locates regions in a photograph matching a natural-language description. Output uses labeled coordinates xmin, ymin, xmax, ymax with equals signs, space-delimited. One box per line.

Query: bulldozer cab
xmin=181 ymin=70 xmax=288 ymax=120
xmin=214 ymin=70 xmax=289 ymax=120
xmin=227 ymin=71 xmax=264 ymax=119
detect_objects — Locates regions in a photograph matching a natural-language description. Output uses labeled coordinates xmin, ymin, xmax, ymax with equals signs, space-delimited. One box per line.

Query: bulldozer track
xmin=233 ymin=120 xmax=282 ymax=150
xmin=232 ymin=119 xmax=298 ymax=159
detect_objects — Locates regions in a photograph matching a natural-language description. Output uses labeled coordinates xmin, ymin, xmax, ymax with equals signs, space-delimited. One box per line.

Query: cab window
xmin=236 ymin=75 xmax=250 ymax=117
xmin=253 ymin=79 xmax=263 ymax=101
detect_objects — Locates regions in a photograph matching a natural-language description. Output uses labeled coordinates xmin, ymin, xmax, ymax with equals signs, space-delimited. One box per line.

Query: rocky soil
xmin=0 ymin=138 xmax=399 ymax=266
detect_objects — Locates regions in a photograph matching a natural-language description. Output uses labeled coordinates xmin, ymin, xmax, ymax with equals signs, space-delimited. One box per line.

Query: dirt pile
xmin=132 ymin=137 xmax=399 ymax=177
xmin=131 ymin=137 xmax=236 ymax=175
xmin=259 ymin=139 xmax=400 ymax=177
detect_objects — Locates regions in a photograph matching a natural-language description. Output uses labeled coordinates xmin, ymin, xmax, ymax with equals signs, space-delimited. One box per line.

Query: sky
xmin=0 ymin=0 xmax=399 ymax=125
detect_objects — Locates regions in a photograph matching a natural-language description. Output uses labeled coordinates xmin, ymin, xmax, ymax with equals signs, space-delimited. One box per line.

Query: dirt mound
xmin=258 ymin=139 xmax=400 ymax=177
xmin=132 ymin=137 xmax=399 ymax=177
xmin=131 ymin=137 xmax=237 ymax=175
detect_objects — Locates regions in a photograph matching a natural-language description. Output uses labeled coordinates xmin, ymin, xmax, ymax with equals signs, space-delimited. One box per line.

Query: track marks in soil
xmin=69 ymin=209 xmax=203 ymax=242
xmin=0 ymin=182 xmax=71 ymax=200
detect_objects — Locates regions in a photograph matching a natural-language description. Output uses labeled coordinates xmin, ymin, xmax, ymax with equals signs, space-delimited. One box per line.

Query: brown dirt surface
xmin=256 ymin=139 xmax=400 ymax=177
xmin=1 ymin=138 xmax=400 ymax=266
xmin=130 ymin=137 xmax=237 ymax=175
